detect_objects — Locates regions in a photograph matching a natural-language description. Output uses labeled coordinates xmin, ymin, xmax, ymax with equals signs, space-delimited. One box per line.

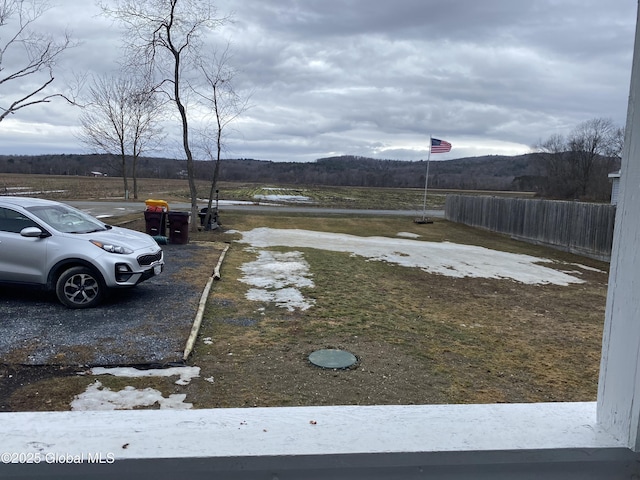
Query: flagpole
xmin=421 ymin=136 xmax=432 ymax=221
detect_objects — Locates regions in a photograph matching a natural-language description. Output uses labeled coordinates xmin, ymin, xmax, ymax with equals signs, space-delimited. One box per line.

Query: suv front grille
xmin=138 ymin=251 xmax=162 ymax=266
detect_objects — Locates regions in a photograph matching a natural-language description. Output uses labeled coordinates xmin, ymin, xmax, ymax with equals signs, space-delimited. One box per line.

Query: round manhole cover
xmin=308 ymin=349 xmax=357 ymax=369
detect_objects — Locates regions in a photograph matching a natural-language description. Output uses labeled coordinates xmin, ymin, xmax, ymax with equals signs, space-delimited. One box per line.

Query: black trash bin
xmin=168 ymin=211 xmax=190 ymax=244
xmin=144 ymin=209 xmax=166 ymax=237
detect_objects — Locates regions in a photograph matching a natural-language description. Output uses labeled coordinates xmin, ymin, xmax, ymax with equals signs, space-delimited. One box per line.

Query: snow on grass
xmin=236 ymin=228 xmax=585 ymax=286
xmin=197 ymin=199 xmax=260 ymax=206
xmin=71 ymin=381 xmax=192 ymax=411
xmin=246 ymin=286 xmax=314 ymax=311
xmin=397 ymin=232 xmax=421 ymax=239
xmin=89 ymin=366 xmax=201 ymax=386
xmin=569 ymin=263 xmax=606 ymax=273
xmin=253 ymin=194 xmax=312 ymax=203
xmin=239 ymin=250 xmax=315 ymax=311
xmin=70 ymin=367 xmax=201 ymax=410
xmin=2 ymin=189 xmax=67 ymax=196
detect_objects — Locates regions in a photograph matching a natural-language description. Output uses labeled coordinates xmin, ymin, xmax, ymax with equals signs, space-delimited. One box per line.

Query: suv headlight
xmin=90 ymin=240 xmax=133 ymax=254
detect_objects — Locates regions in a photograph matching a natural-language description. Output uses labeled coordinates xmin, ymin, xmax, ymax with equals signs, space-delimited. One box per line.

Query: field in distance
xmin=0 ymin=173 xmax=535 ymax=211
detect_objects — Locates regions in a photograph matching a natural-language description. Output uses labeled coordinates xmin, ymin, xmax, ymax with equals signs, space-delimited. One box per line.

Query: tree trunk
xmin=120 ymin=152 xmax=129 ymax=199
xmin=132 ymin=154 xmax=139 ymax=199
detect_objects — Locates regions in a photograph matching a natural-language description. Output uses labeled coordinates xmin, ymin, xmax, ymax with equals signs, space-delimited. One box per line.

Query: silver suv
xmin=0 ymin=197 xmax=164 ymax=308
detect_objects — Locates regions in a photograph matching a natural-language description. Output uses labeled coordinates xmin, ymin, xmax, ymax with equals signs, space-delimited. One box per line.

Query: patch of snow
xmin=253 ymin=194 xmax=312 ymax=203
xmin=240 ymin=250 xmax=314 ymax=289
xmin=71 ymin=381 xmax=192 ymax=411
xmin=89 ymin=366 xmax=200 ymax=386
xmin=197 ymin=199 xmax=259 ymax=206
xmin=397 ymin=232 xmax=421 ymax=239
xmin=568 ymin=263 xmax=606 ymax=273
xmin=3 ymin=189 xmax=66 ymax=196
xmin=239 ymin=250 xmax=315 ymax=311
xmin=235 ymin=228 xmax=584 ymax=286
xmin=246 ymin=286 xmax=315 ymax=311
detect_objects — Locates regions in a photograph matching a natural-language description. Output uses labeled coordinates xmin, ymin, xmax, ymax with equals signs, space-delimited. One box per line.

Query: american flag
xmin=431 ymin=137 xmax=452 ymax=154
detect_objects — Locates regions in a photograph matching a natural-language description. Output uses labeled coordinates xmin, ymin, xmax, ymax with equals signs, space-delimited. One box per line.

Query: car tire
xmin=55 ymin=266 xmax=105 ymax=308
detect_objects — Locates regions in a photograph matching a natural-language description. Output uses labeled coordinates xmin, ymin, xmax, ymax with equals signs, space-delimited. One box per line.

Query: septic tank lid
xmin=308 ymin=349 xmax=357 ymax=369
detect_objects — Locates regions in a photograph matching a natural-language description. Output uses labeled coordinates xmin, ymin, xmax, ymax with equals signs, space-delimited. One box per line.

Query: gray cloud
xmin=0 ymin=0 xmax=636 ymax=161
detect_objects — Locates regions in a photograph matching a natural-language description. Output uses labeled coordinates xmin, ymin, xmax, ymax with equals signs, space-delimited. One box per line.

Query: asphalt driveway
xmin=0 ymin=243 xmax=215 ymax=367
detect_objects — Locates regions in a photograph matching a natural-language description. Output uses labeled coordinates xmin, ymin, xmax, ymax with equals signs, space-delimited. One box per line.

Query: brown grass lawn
xmin=182 ymin=213 xmax=607 ymax=408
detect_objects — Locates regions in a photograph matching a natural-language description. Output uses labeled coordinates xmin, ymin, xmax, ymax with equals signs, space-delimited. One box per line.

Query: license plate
xmin=154 ymin=265 xmax=162 ymax=275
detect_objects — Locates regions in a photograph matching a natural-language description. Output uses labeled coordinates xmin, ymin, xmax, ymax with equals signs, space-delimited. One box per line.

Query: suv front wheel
xmin=55 ymin=266 xmax=105 ymax=308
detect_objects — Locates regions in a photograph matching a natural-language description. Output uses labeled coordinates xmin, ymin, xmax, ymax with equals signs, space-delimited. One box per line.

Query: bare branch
xmin=0 ymin=0 xmax=76 ymax=122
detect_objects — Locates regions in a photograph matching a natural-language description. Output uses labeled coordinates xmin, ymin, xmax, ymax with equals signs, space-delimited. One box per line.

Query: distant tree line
xmin=0 ymin=150 xmax=620 ymax=202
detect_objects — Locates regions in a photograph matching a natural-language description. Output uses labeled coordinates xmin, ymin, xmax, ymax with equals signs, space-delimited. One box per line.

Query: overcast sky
xmin=0 ymin=0 xmax=637 ymax=162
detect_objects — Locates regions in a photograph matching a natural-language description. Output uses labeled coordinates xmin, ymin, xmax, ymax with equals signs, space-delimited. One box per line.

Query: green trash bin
xmin=168 ymin=211 xmax=190 ymax=244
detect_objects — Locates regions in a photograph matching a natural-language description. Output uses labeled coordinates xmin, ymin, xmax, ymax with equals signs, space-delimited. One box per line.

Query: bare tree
xmin=532 ymin=133 xmax=573 ymax=197
xmin=78 ymin=75 xmax=162 ymax=198
xmin=566 ymin=118 xmax=619 ymax=198
xmin=127 ymin=87 xmax=164 ymax=198
xmin=195 ymin=46 xmax=249 ymax=228
xmin=534 ymin=133 xmax=566 ymax=177
xmin=103 ymin=0 xmax=229 ymax=230
xmin=606 ymin=125 xmax=626 ymax=161
xmin=534 ymin=118 xmax=623 ymax=200
xmin=0 ymin=0 xmax=74 ymax=123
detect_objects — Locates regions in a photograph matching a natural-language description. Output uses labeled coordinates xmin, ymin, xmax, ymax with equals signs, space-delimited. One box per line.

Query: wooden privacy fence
xmin=445 ymin=195 xmax=616 ymax=262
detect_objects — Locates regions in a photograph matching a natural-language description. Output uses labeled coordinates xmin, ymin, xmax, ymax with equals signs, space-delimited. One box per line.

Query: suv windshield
xmin=27 ymin=204 xmax=108 ymax=234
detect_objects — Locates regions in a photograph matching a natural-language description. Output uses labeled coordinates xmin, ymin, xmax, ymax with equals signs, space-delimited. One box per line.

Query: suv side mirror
xmin=20 ymin=226 xmax=50 ymax=238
